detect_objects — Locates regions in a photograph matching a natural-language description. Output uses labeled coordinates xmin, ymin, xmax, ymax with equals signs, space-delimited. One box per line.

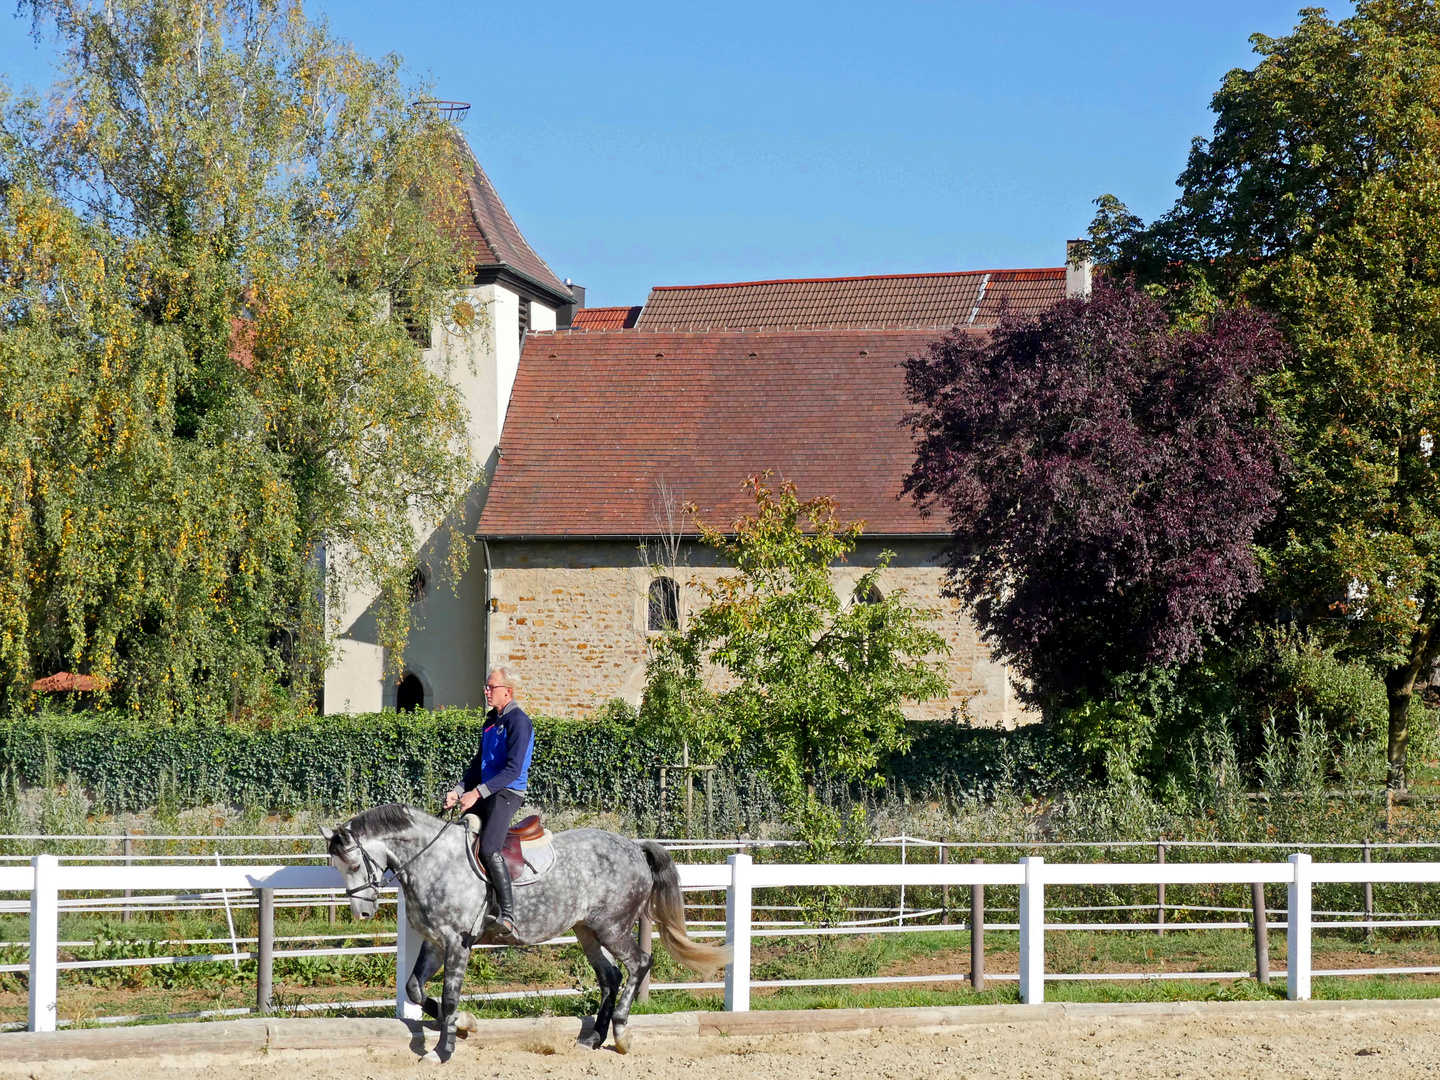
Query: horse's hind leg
xmin=574 ymin=925 xmax=621 ymax=1051
xmin=591 ymin=921 xmax=651 ymax=1055
xmin=408 ymin=940 xmax=445 ymax=1019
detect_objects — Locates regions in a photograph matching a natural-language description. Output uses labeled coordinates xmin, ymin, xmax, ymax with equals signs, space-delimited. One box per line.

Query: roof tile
xmin=454 ymin=135 xmax=571 ymax=302
xmin=570 ymin=305 xmax=643 ymax=330
xmin=478 ymin=329 xmax=977 ymax=537
xmin=634 ymin=269 xmax=1064 ymax=331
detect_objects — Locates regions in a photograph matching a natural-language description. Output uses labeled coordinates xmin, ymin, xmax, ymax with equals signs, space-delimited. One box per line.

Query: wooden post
xmin=683 ymin=742 xmax=694 ymax=838
xmin=122 ymin=835 xmax=133 ymax=924
xmin=659 ymin=767 xmax=667 ymax=835
xmin=256 ymin=888 xmax=275 ymax=1014
xmin=328 ymin=899 xmax=337 ymax=925
xmin=705 ymin=768 xmax=714 ymax=838
xmin=637 ymin=914 xmax=653 ymax=1002
xmin=1251 ymin=869 xmax=1269 ymax=986
xmin=970 ymin=856 xmax=985 ymax=991
xmin=939 ymin=845 xmax=949 ymax=914
xmin=1362 ymin=837 xmax=1374 ymax=941
xmin=1156 ymin=836 xmax=1166 ymax=937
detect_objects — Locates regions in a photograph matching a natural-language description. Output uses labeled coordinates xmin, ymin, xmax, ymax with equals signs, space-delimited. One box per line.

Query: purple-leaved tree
xmin=903 ymin=283 xmax=1288 ymax=710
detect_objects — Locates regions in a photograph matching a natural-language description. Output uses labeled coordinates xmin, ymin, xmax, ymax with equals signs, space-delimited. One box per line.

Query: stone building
xmin=323 ymin=130 xmax=1085 ymax=726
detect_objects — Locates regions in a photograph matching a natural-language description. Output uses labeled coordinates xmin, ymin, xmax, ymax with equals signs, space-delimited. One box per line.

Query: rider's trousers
xmin=462 ymin=787 xmax=523 ymax=857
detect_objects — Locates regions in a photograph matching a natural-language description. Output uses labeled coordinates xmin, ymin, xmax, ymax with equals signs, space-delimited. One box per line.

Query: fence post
xmin=1287 ymin=852 xmax=1312 ymax=1001
xmin=1362 ymin=837 xmax=1373 ymax=941
xmin=395 ymin=890 xmax=423 ymax=1020
xmin=970 ymin=856 xmax=985 ymax=992
xmin=898 ymin=837 xmax=907 ymax=926
xmin=1156 ymin=837 xmax=1166 ymax=937
xmin=637 ymin=913 xmax=653 ymax=1002
xmin=939 ymin=845 xmax=949 ymax=914
xmin=122 ymin=835 xmax=133 ymax=924
xmin=1019 ymin=856 xmax=1044 ymax=1005
xmin=1251 ymin=868 xmax=1269 ymax=986
xmin=724 ymin=852 xmax=752 ymax=1012
xmin=28 ymin=854 xmax=58 ymax=1033
xmin=256 ymin=888 xmax=275 ymax=1013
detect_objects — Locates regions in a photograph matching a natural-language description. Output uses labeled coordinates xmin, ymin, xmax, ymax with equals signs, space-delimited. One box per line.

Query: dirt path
xmin=6 ymin=1006 xmax=1440 ymax=1080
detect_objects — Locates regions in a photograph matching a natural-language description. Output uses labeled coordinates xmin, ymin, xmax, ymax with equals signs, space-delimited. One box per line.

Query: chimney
xmin=558 ymin=279 xmax=586 ymax=328
xmin=1065 ymin=240 xmax=1093 ymax=299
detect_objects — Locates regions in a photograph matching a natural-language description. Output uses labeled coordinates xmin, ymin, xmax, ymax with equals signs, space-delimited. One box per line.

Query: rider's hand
xmin=458 ymin=789 xmax=480 ymax=812
xmin=443 ymin=790 xmax=459 ymax=810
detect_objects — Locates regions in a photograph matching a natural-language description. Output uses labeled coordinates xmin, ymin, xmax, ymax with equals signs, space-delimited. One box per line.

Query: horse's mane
xmin=346 ymin=803 xmax=428 ymax=840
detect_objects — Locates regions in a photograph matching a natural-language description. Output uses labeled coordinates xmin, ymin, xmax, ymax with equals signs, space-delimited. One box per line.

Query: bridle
xmin=336 ymin=815 xmax=457 ymax=903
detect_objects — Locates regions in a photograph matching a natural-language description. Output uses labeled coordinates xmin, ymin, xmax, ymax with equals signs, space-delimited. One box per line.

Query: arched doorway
xmin=396 ymin=672 xmax=425 ymax=712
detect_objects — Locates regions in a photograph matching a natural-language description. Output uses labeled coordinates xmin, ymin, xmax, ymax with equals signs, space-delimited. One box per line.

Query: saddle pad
xmin=512 ymin=841 xmax=556 ymax=886
xmin=520 ymin=828 xmax=554 ymax=851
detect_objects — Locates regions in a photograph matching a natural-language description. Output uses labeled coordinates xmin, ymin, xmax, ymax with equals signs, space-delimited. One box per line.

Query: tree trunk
xmin=1386 ymin=621 xmax=1437 ymax=790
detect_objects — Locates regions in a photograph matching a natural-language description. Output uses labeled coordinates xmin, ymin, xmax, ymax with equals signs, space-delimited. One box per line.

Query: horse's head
xmin=321 ymin=823 xmax=383 ymax=921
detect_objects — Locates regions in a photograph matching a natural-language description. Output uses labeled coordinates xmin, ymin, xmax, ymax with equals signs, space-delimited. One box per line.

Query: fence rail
xmin=3 ymin=850 xmax=1440 ymax=1030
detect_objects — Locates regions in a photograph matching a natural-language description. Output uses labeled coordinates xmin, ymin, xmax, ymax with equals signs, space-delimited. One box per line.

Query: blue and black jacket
xmin=460 ymin=700 xmax=534 ymax=797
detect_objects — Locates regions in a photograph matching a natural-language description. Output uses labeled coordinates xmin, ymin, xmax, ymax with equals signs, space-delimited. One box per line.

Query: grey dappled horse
xmin=322 ymin=804 xmax=729 ymax=1063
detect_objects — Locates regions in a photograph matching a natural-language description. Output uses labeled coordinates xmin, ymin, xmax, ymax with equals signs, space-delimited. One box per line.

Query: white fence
xmin=7 ymin=851 xmax=1440 ymax=1032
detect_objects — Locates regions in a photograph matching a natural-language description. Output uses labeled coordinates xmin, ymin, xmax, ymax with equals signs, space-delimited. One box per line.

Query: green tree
xmin=640 ymin=476 xmax=951 ymax=843
xmin=1089 ymin=0 xmax=1440 ymax=786
xmin=0 ymin=0 xmax=479 ymax=717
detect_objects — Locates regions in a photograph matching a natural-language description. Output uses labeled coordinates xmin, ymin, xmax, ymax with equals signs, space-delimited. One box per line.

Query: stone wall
xmin=486 ymin=538 xmax=1036 ymax=728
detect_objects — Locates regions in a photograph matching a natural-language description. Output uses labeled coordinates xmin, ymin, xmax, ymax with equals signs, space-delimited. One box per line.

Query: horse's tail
xmin=640 ymin=841 xmax=733 ymax=977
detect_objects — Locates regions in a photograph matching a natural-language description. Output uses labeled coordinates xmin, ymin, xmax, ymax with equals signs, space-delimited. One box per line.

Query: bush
xmin=0 ymin=705 xmax=1058 ymax=819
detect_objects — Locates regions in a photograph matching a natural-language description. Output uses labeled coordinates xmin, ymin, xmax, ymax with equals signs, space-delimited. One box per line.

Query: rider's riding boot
xmin=480 ymin=851 xmax=520 ymax=942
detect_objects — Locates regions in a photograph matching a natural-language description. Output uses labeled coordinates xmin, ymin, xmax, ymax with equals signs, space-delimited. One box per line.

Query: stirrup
xmin=489 ymin=913 xmax=520 ymax=943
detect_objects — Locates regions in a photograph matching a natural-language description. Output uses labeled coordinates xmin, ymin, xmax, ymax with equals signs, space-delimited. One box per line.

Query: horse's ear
xmin=319 ymin=826 xmax=335 ymax=843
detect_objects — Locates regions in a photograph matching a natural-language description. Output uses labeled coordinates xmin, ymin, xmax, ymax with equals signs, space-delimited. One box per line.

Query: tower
xmin=323 ymin=130 xmax=573 ymax=714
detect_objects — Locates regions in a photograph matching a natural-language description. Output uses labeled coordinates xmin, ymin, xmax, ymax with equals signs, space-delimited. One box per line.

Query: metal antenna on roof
xmin=413 ymin=99 xmax=471 ymax=123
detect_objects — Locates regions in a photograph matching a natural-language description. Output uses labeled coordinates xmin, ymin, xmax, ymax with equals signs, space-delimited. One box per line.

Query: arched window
xmin=854 ymin=582 xmax=883 ymax=606
xmin=408 ymin=565 xmax=427 ymax=603
xmin=649 ymin=577 xmax=679 ymax=631
xmin=396 ymin=673 xmax=425 ymax=712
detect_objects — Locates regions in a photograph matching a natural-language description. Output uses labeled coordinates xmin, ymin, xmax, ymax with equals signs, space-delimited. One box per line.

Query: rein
xmin=341 ymin=813 xmax=457 ymax=902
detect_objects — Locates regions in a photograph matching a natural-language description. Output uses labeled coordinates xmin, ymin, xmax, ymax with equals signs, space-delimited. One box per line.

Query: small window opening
xmin=855 ymin=582 xmax=883 ymax=605
xmin=396 ymin=673 xmax=425 ymax=712
xmin=649 ymin=577 xmax=679 ymax=631
xmin=394 ymin=294 xmax=432 ymax=348
xmin=408 ymin=566 xmax=428 ymax=603
xmin=518 ymin=298 xmax=530 ymax=346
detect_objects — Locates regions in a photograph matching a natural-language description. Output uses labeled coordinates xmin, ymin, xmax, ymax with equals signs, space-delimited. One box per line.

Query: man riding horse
xmin=443 ymin=663 xmax=534 ymax=941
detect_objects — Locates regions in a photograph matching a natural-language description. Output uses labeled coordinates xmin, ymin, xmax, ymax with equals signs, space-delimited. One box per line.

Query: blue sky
xmin=2 ymin=1 xmax=1347 ymax=306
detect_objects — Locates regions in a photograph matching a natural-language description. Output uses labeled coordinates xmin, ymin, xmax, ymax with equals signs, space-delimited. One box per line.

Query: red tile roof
xmin=453 ymin=135 xmax=572 ymax=304
xmin=570 ymin=306 xmax=642 ymax=330
xmin=634 ymin=268 xmax=1065 ymax=331
xmin=31 ymin=672 xmax=107 ymax=693
xmin=478 ymin=329 xmax=978 ymax=537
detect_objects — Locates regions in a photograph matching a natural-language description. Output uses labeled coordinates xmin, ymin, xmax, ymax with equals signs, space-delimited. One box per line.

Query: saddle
xmin=473 ymin=813 xmax=555 ymax=884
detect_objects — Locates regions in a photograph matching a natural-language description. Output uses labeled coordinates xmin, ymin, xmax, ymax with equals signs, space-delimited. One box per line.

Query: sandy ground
xmin=6 ymin=1008 xmax=1440 ymax=1080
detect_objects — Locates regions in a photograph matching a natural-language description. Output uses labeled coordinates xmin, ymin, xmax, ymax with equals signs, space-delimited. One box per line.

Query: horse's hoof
xmin=613 ymin=1031 xmax=631 ymax=1055
xmin=454 ymin=1011 xmax=478 ymax=1037
xmin=418 ymin=1049 xmax=444 ymax=1066
xmin=576 ymin=1036 xmax=603 ymax=1051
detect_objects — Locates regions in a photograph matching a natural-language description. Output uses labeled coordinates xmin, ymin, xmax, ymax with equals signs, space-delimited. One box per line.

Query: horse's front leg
xmin=422 ymin=934 xmax=473 ymax=1064
xmin=408 ymin=940 xmax=445 ymax=1019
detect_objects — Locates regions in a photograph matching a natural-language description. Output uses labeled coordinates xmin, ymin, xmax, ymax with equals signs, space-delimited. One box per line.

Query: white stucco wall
xmin=323 ymin=283 xmax=521 ymax=715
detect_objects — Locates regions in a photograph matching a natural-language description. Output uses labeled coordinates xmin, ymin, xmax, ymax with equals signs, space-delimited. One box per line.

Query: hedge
xmin=0 ymin=710 xmax=1075 ymax=821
